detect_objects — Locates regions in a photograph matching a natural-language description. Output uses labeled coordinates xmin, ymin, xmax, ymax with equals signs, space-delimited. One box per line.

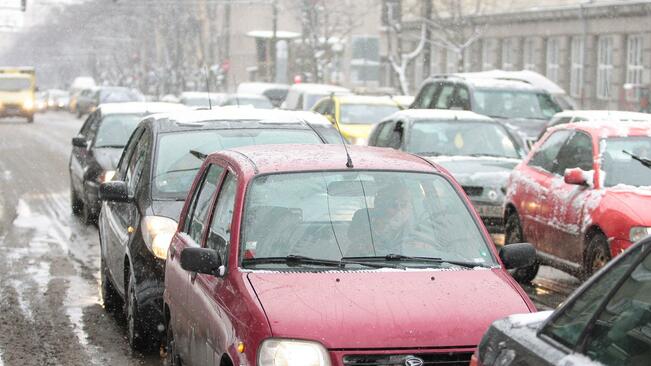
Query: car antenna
xmin=204 ymin=65 xmax=212 ymax=110
xmin=329 ymin=92 xmax=354 ymax=168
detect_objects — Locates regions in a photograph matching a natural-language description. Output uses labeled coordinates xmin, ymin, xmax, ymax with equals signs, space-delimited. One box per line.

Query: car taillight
xmin=469 ymin=352 xmax=481 ymax=366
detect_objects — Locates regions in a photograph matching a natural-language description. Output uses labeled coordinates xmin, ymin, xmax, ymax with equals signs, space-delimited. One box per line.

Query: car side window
xmin=313 ymin=100 xmax=326 ymax=114
xmin=554 ymin=131 xmax=594 ymax=175
xmin=116 ymin=127 xmax=143 ymax=179
xmin=540 ymin=244 xmax=643 ymax=349
xmin=79 ymin=113 xmax=95 ymax=136
xmin=207 ymin=173 xmax=238 ymax=265
xmin=528 ymin=130 xmax=573 ymax=173
xmin=186 ymin=165 xmax=225 ymax=244
xmin=434 ymin=83 xmax=455 ymax=109
xmin=582 ymin=248 xmax=651 ymax=365
xmin=374 ymin=121 xmax=396 ymax=147
xmin=451 ymin=85 xmax=471 ymax=110
xmin=125 ymin=130 xmax=151 ymax=194
xmin=413 ymin=82 xmax=440 ymax=109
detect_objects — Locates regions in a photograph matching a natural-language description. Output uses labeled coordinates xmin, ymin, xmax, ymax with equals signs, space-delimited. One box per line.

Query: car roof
xmin=552 ymin=110 xmax=651 ymax=122
xmin=553 ymin=120 xmax=651 ymax=138
xmin=97 ymin=102 xmax=188 ymax=115
xmin=334 ymin=95 xmax=401 ymax=105
xmin=288 ymin=83 xmax=351 ymax=93
xmin=456 ymin=70 xmax=566 ymax=94
xmin=384 ymin=109 xmax=495 ymax=123
xmin=215 ymin=144 xmax=438 ymax=175
xmin=426 ymin=74 xmax=541 ymax=91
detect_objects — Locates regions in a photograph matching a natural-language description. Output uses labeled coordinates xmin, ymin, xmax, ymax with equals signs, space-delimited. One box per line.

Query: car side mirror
xmin=499 ymin=243 xmax=536 ymax=270
xmin=99 ymin=181 xmax=131 ymax=202
xmin=72 ymin=136 xmax=87 ymax=148
xmin=180 ymin=247 xmax=223 ymax=276
xmin=564 ymin=168 xmax=588 ymax=186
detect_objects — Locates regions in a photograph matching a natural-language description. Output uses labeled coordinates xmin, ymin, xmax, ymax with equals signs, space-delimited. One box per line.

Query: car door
xmin=518 ymin=130 xmax=573 ymax=249
xmin=70 ymin=112 xmax=99 ymax=194
xmin=541 ymin=131 xmax=596 ymax=262
xmin=189 ymin=170 xmax=238 ymax=366
xmin=169 ymin=163 xmax=225 ymax=361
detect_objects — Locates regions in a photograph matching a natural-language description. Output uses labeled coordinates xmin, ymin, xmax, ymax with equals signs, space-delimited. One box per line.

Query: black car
xmin=410 ymin=75 xmax=562 ymax=145
xmin=473 ymin=236 xmax=651 ymax=366
xmin=69 ymin=102 xmax=187 ymax=224
xmin=97 ymin=108 xmax=330 ymax=351
xmin=368 ymin=109 xmax=526 ymax=233
xmin=76 ymin=86 xmax=144 ymax=118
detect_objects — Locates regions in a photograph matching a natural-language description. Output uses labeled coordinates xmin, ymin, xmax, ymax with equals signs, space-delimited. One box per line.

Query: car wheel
xmin=100 ymin=253 xmax=122 ymax=313
xmin=165 ymin=321 xmax=182 ymax=366
xmin=125 ymin=270 xmax=155 ymax=352
xmin=583 ymin=233 xmax=611 ymax=279
xmin=77 ymin=109 xmax=83 ymax=119
xmin=505 ymin=213 xmax=539 ymax=284
xmin=79 ymin=194 xmax=95 ymax=225
xmin=70 ymin=184 xmax=83 ymax=216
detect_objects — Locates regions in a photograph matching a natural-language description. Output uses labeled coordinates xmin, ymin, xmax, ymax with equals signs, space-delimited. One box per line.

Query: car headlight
xmin=23 ymin=98 xmax=34 ymax=110
xmin=99 ymin=170 xmax=116 ymax=183
xmin=630 ymin=227 xmax=651 ymax=243
xmin=258 ymin=339 xmax=331 ymax=366
xmin=141 ymin=216 xmax=178 ymax=260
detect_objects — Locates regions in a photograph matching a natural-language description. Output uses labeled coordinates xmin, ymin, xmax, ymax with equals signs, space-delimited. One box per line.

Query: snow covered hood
xmin=426 ymin=156 xmax=520 ymax=188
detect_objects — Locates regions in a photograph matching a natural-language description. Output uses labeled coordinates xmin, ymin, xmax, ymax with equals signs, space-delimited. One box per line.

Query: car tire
xmin=100 ymin=253 xmax=122 ymax=313
xmin=583 ymin=233 xmax=611 ymax=280
xmin=79 ymin=193 xmax=95 ymax=225
xmin=165 ymin=321 xmax=182 ymax=366
xmin=77 ymin=109 xmax=83 ymax=119
xmin=505 ymin=212 xmax=539 ymax=284
xmin=125 ymin=270 xmax=156 ymax=352
xmin=70 ymin=184 xmax=83 ymax=216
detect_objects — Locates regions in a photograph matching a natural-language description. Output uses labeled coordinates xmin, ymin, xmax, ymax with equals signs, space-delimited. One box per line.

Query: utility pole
xmin=223 ymin=0 xmax=231 ymax=90
xmin=421 ymin=0 xmax=432 ymax=78
xmin=270 ymin=0 xmax=278 ymax=82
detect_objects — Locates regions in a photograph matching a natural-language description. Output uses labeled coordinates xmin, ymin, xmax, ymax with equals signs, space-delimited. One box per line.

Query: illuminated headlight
xmin=141 ymin=216 xmax=178 ymax=260
xmin=350 ymin=137 xmax=368 ymax=146
xmin=630 ymin=227 xmax=651 ymax=243
xmin=99 ymin=170 xmax=116 ymax=183
xmin=23 ymin=98 xmax=34 ymax=110
xmin=258 ymin=339 xmax=331 ymax=366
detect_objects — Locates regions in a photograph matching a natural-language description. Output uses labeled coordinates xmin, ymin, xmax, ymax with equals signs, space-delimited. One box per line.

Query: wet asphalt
xmin=0 ymin=112 xmax=578 ymax=365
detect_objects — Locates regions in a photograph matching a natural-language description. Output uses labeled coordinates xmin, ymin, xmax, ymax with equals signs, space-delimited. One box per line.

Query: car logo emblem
xmin=404 ymin=355 xmax=424 ymax=366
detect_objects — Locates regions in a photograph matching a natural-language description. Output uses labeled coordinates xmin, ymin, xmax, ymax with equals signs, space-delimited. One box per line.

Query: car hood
xmin=338 ymin=123 xmax=374 ymax=139
xmin=493 ymin=117 xmax=548 ymax=141
xmin=603 ymin=186 xmax=651 ymax=224
xmin=93 ymin=147 xmax=123 ymax=170
xmin=150 ymin=200 xmax=185 ymax=221
xmin=247 ymin=268 xmax=531 ymax=349
xmin=425 ymin=156 xmax=520 ymax=188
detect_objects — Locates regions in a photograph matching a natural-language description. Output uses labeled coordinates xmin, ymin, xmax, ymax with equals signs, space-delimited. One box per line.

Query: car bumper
xmin=471 ymin=202 xmax=504 ymax=233
xmin=0 ymin=104 xmax=33 ymax=118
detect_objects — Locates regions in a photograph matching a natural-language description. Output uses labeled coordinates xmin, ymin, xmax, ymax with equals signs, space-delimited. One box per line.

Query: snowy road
xmin=0 ymin=112 xmax=576 ymax=365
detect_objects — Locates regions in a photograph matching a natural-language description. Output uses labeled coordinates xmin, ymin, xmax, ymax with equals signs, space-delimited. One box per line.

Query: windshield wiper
xmin=623 ymin=150 xmax=651 ymax=169
xmin=343 ymin=254 xmax=486 ymax=269
xmin=243 ymin=255 xmax=404 ymax=269
xmin=95 ymin=144 xmax=125 ymax=148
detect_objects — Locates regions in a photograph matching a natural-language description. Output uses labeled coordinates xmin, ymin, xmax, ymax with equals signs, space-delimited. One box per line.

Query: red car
xmin=504 ymin=121 xmax=651 ymax=283
xmin=164 ymin=144 xmax=536 ymax=366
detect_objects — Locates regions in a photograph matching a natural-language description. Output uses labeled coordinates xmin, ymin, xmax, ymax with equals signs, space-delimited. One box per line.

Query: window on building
xmin=597 ymin=36 xmax=614 ymax=100
xmin=351 ymin=36 xmax=380 ymax=84
xmin=502 ymin=38 xmax=515 ymax=71
xmin=523 ymin=37 xmax=536 ymax=71
xmin=446 ymin=49 xmax=459 ymax=73
xmin=482 ymin=38 xmax=494 ymax=70
xmin=626 ymin=34 xmax=644 ymax=101
xmin=546 ymin=38 xmax=560 ymax=83
xmin=570 ymin=36 xmax=584 ymax=98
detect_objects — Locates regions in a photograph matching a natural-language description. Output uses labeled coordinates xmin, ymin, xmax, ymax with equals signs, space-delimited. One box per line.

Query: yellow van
xmin=311 ymin=95 xmax=401 ymax=145
xmin=0 ymin=67 xmax=36 ymax=123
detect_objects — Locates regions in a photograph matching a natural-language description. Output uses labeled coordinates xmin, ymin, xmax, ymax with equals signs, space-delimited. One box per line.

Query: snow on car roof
xmin=158 ymin=106 xmax=319 ymax=125
xmin=552 ymin=110 xmax=651 ymax=122
xmin=557 ymin=120 xmax=651 ymax=138
xmin=384 ymin=109 xmax=494 ymax=122
xmin=457 ymin=70 xmax=566 ymax=94
xmin=97 ymin=102 xmax=188 ymax=115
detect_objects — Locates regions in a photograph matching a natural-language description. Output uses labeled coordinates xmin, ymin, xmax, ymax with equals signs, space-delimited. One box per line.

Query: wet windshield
xmin=94 ymin=114 xmax=142 ymax=148
xmin=154 ymin=129 xmax=322 ymax=199
xmin=406 ymin=120 xmax=520 ymax=158
xmin=473 ymin=89 xmax=561 ymax=120
xmin=601 ymin=137 xmax=651 ymax=187
xmin=339 ymin=104 xmax=399 ymax=125
xmin=241 ymin=171 xmax=495 ymax=269
xmin=0 ymin=77 xmax=31 ymax=91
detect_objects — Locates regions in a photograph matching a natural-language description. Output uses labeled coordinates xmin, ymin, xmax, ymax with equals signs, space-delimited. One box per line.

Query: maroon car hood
xmin=247 ymin=269 xmax=531 ymax=349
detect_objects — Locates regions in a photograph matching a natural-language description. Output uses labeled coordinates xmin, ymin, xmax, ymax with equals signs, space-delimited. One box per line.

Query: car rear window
xmin=473 ymin=89 xmax=561 ymax=120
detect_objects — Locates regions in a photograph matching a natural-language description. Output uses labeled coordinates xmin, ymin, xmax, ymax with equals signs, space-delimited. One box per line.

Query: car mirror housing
xmin=99 ymin=181 xmax=130 ymax=202
xmin=180 ymin=247 xmax=223 ymax=276
xmin=499 ymin=243 xmax=536 ymax=270
xmin=564 ymin=168 xmax=588 ymax=186
xmin=72 ymin=136 xmax=87 ymax=148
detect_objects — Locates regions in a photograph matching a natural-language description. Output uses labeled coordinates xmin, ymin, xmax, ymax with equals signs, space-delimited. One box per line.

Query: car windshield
xmin=241 ymin=171 xmax=495 ymax=269
xmin=99 ymin=89 xmax=143 ymax=103
xmin=601 ymin=137 xmax=651 ymax=187
xmin=473 ymin=89 xmax=561 ymax=120
xmin=339 ymin=103 xmax=400 ymax=125
xmin=94 ymin=114 xmax=142 ymax=148
xmin=406 ymin=120 xmax=520 ymax=158
xmin=0 ymin=77 xmax=31 ymax=91
xmin=153 ymin=128 xmax=322 ymax=199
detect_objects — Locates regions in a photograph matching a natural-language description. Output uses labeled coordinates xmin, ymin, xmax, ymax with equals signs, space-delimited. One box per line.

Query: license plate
xmin=475 ymin=204 xmax=502 ymax=218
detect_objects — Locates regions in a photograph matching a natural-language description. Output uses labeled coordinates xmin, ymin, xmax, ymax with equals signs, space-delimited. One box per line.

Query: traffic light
xmin=21 ymin=0 xmax=26 ymax=12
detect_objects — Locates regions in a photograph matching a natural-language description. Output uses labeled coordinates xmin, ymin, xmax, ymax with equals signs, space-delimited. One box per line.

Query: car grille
xmin=342 ymin=352 xmax=473 ymax=366
xmin=461 ymin=186 xmax=483 ymax=197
